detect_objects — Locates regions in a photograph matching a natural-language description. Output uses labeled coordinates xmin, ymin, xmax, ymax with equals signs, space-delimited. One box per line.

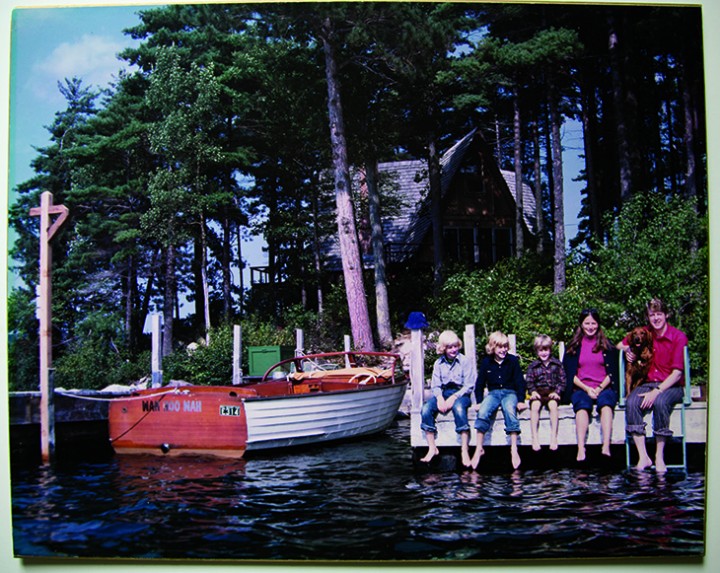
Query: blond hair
xmin=436 ymin=330 xmax=462 ymax=355
xmin=485 ymin=331 xmax=509 ymax=355
xmin=533 ymin=334 xmax=553 ymax=351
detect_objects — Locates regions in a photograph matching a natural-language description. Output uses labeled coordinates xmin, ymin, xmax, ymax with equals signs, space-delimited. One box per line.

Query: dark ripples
xmin=10 ymin=419 xmax=705 ymax=561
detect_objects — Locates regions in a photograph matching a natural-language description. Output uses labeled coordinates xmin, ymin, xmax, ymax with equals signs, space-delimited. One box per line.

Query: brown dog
xmin=624 ymin=326 xmax=654 ymax=395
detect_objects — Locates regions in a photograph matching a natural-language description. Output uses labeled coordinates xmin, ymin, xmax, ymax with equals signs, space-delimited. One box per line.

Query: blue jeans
xmin=625 ymin=383 xmax=684 ymax=437
xmin=421 ymin=388 xmax=471 ymax=434
xmin=474 ymin=389 xmax=520 ymax=434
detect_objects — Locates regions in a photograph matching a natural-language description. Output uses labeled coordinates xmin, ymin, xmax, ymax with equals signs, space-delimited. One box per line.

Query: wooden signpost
xmin=29 ymin=191 xmax=69 ymax=464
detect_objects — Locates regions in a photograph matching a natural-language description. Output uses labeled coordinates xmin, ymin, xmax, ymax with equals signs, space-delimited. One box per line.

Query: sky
xmin=2 ymin=0 xmax=588 ymax=295
xmin=4 ymin=3 xmax=273 ymax=292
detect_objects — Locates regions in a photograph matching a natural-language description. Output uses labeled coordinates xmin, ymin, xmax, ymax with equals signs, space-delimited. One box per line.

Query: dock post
xmin=44 ymin=368 xmax=56 ymax=462
xmin=463 ymin=324 xmax=477 ymax=401
xmin=344 ymin=334 xmax=351 ymax=367
xmin=151 ymin=314 xmax=163 ymax=387
xmin=410 ymin=328 xmax=425 ymax=414
xmin=463 ymin=324 xmax=476 ymax=364
xmin=296 ymin=329 xmax=304 ymax=356
xmin=232 ymin=325 xmax=242 ymax=385
xmin=29 ymin=191 xmax=68 ymax=464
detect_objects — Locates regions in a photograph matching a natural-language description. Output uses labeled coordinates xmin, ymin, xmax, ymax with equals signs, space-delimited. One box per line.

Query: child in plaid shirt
xmin=525 ymin=334 xmax=566 ymax=451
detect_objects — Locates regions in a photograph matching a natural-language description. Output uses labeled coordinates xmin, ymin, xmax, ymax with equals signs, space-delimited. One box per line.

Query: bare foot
xmin=420 ymin=447 xmax=439 ymax=463
xmin=532 ymin=439 xmax=541 ymax=452
xmin=470 ymin=447 xmax=484 ymax=469
xmin=461 ymin=449 xmax=472 ymax=468
xmin=576 ymin=447 xmax=586 ymax=462
xmin=511 ymin=448 xmax=521 ymax=469
xmin=601 ymin=445 xmax=611 ymax=457
xmin=549 ymin=440 xmax=558 ymax=451
xmin=655 ymin=458 xmax=667 ymax=473
xmin=634 ymin=457 xmax=653 ymax=471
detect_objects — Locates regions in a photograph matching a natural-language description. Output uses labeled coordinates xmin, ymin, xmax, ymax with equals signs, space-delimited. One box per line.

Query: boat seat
xmin=619 ymin=346 xmax=691 ymax=470
xmin=289 ymin=367 xmax=393 ymax=385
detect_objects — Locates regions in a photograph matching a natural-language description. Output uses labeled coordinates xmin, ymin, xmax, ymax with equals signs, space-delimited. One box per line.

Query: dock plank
xmin=409 ymin=400 xmax=707 ymax=448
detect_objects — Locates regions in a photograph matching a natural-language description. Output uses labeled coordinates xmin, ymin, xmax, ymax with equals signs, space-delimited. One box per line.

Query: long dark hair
xmin=566 ymin=308 xmax=611 ymax=355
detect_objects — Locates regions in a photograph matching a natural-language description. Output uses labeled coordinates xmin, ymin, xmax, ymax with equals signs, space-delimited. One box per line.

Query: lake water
xmin=10 ymin=418 xmax=705 ymax=562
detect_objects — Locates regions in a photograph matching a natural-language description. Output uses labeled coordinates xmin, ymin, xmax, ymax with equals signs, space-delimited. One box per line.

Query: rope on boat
xmin=55 ymin=388 xmax=190 ymax=402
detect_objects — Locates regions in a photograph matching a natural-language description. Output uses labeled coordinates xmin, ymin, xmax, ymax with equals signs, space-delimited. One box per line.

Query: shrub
xmin=432 ymin=192 xmax=708 ymax=382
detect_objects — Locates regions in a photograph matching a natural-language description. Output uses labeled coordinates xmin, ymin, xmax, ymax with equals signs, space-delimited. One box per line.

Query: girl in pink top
xmin=562 ymin=308 xmax=620 ymax=462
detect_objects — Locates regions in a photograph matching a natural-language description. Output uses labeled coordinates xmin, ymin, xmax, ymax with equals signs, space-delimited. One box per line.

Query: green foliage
xmin=433 ymin=193 xmax=708 ymax=380
xmin=163 ymin=325 xmax=235 ymax=385
xmin=7 ymin=288 xmax=40 ymax=391
xmin=53 ymin=312 xmax=150 ymax=390
xmin=434 ymin=256 xmax=583 ymax=365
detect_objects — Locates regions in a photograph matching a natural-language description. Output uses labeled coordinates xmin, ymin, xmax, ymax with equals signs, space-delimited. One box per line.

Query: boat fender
xmin=160 ymin=443 xmax=171 ymax=454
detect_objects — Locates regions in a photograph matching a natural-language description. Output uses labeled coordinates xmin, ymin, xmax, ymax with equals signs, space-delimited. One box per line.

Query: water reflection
xmin=11 ymin=419 xmax=705 ymax=561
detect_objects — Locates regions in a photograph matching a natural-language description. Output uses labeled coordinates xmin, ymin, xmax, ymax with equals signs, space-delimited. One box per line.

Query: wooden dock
xmin=404 ymin=325 xmax=708 ymax=462
xmin=407 ymin=389 xmax=708 ymax=449
xmin=9 ymin=390 xmax=123 ymax=460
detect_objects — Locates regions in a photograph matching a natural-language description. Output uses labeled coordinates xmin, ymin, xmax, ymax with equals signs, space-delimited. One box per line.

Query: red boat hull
xmin=109 ymin=386 xmax=255 ymax=458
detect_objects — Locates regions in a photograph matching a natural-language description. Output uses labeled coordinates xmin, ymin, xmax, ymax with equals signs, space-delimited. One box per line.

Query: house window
xmin=494 ymin=228 xmax=513 ymax=260
xmin=444 ymin=227 xmax=513 ymax=268
xmin=444 ymin=228 xmax=475 ymax=265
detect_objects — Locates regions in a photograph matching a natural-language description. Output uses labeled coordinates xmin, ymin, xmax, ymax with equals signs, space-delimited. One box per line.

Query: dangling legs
xmin=600 ymin=405 xmax=614 ymax=457
xmin=575 ymin=409 xmax=589 ymax=461
xmin=420 ymin=431 xmax=439 ymax=462
xmin=420 ymin=397 xmax=440 ymax=462
xmin=460 ymin=431 xmax=471 ymax=467
xmin=548 ymin=400 xmax=559 ymax=450
xmin=509 ymin=432 xmax=521 ymax=469
xmin=530 ymin=400 xmax=541 ymax=451
xmin=470 ymin=432 xmax=485 ymax=469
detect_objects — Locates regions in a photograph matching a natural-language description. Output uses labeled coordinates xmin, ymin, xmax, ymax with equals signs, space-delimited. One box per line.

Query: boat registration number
xmin=219 ymin=405 xmax=242 ymax=417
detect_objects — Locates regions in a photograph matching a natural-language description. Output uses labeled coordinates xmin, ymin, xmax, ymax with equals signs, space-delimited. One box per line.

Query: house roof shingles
xmin=325 ymin=129 xmax=538 ymax=267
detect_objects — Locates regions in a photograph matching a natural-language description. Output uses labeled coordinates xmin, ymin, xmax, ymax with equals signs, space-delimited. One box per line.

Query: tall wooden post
xmin=151 ymin=314 xmax=163 ymax=388
xmin=295 ymin=328 xmax=304 ymax=357
xmin=232 ymin=324 xmax=242 ymax=385
xmin=29 ymin=191 xmax=69 ymax=464
xmin=409 ymin=329 xmax=425 ymax=415
xmin=344 ymin=334 xmax=351 ymax=368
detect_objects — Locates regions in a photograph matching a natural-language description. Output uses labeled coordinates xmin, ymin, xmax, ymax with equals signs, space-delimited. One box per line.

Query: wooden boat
xmin=108 ymin=351 xmax=408 ymax=458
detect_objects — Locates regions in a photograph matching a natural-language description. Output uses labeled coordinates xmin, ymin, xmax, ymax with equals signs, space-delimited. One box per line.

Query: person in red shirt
xmin=618 ymin=298 xmax=689 ymax=473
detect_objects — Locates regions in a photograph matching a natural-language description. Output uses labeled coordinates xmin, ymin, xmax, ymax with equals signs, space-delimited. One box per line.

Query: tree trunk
xmin=531 ymin=121 xmax=544 ymax=255
xmin=608 ymin=15 xmax=633 ymax=202
xmin=580 ymin=74 xmax=601 ymax=239
xmin=124 ymin=255 xmax=136 ymax=352
xmin=162 ymin=244 xmax=176 ymax=357
xmin=139 ymin=248 xmax=159 ymax=344
xmin=548 ymin=82 xmax=566 ymax=294
xmin=680 ymin=65 xmax=698 ymax=203
xmin=428 ymin=136 xmax=443 ymax=295
xmin=236 ymin=220 xmax=244 ymax=317
xmin=544 ymin=103 xmax=555 ymax=213
xmin=200 ymin=212 xmax=211 ymax=345
xmin=311 ymin=191 xmax=324 ymax=316
xmin=366 ymin=160 xmax=393 ymax=349
xmin=222 ymin=213 xmax=232 ymax=322
xmin=513 ymin=89 xmax=524 ymax=256
xmin=320 ymin=16 xmax=374 ymax=351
